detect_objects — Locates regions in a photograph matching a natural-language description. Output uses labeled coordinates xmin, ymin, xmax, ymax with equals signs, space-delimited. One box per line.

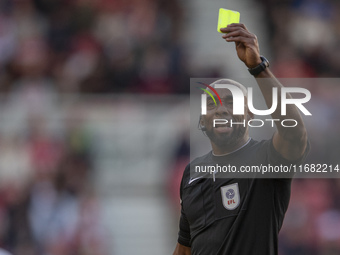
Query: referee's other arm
xmin=173 ymin=243 xmax=191 ymax=255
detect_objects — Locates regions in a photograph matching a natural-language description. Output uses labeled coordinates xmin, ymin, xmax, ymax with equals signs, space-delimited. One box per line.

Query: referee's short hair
xmin=209 ymin=78 xmax=248 ymax=97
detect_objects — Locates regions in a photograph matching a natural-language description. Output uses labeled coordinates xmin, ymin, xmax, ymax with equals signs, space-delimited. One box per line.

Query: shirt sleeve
xmin=178 ymin=206 xmax=191 ymax=246
xmin=259 ymin=138 xmax=311 ymax=179
xmin=177 ymin=166 xmax=191 ymax=247
xmin=267 ymin=137 xmax=311 ymax=166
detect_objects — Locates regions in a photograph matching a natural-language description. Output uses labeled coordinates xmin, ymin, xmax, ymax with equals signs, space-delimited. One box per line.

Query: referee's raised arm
xmin=220 ymin=23 xmax=308 ymax=162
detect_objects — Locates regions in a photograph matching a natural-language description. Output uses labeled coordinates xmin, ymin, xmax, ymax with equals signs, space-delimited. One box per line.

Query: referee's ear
xmin=198 ymin=115 xmax=206 ymax=131
xmin=246 ymin=109 xmax=254 ymax=120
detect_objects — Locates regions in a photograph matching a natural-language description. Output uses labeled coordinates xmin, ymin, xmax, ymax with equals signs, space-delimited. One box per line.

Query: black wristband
xmin=248 ymin=56 xmax=270 ymax=76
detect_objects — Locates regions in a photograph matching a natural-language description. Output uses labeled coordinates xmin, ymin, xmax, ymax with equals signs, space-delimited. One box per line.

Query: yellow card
xmin=217 ymin=8 xmax=240 ymax=33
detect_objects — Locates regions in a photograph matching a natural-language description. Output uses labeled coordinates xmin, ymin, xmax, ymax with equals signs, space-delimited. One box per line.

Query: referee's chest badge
xmin=221 ymin=183 xmax=240 ymax=210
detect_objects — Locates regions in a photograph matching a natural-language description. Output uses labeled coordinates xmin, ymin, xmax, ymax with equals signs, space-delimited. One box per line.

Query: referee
xmin=173 ymin=24 xmax=309 ymax=255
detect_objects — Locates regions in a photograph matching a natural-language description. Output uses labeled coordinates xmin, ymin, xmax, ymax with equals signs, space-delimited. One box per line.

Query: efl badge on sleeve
xmin=221 ymin=183 xmax=240 ymax=210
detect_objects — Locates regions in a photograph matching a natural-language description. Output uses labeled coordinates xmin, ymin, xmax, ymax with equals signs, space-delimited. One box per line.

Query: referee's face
xmin=200 ymin=87 xmax=251 ymax=149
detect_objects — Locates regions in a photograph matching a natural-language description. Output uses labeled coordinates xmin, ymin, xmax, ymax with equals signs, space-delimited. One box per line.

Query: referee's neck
xmin=212 ymin=136 xmax=251 ymax=156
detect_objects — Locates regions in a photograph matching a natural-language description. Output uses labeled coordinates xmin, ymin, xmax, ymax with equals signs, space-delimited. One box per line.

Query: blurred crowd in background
xmin=0 ymin=0 xmax=339 ymax=254
xmin=0 ymin=118 xmax=108 ymax=255
xmin=258 ymin=0 xmax=340 ymax=78
xmin=254 ymin=1 xmax=340 ymax=253
xmin=0 ymin=0 xmax=188 ymax=94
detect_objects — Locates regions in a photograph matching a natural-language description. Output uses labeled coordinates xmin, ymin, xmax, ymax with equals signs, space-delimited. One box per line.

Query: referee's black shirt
xmin=178 ymin=139 xmax=309 ymax=255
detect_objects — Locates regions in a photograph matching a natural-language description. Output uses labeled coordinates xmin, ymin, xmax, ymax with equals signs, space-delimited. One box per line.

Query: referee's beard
xmin=205 ymin=119 xmax=248 ymax=149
